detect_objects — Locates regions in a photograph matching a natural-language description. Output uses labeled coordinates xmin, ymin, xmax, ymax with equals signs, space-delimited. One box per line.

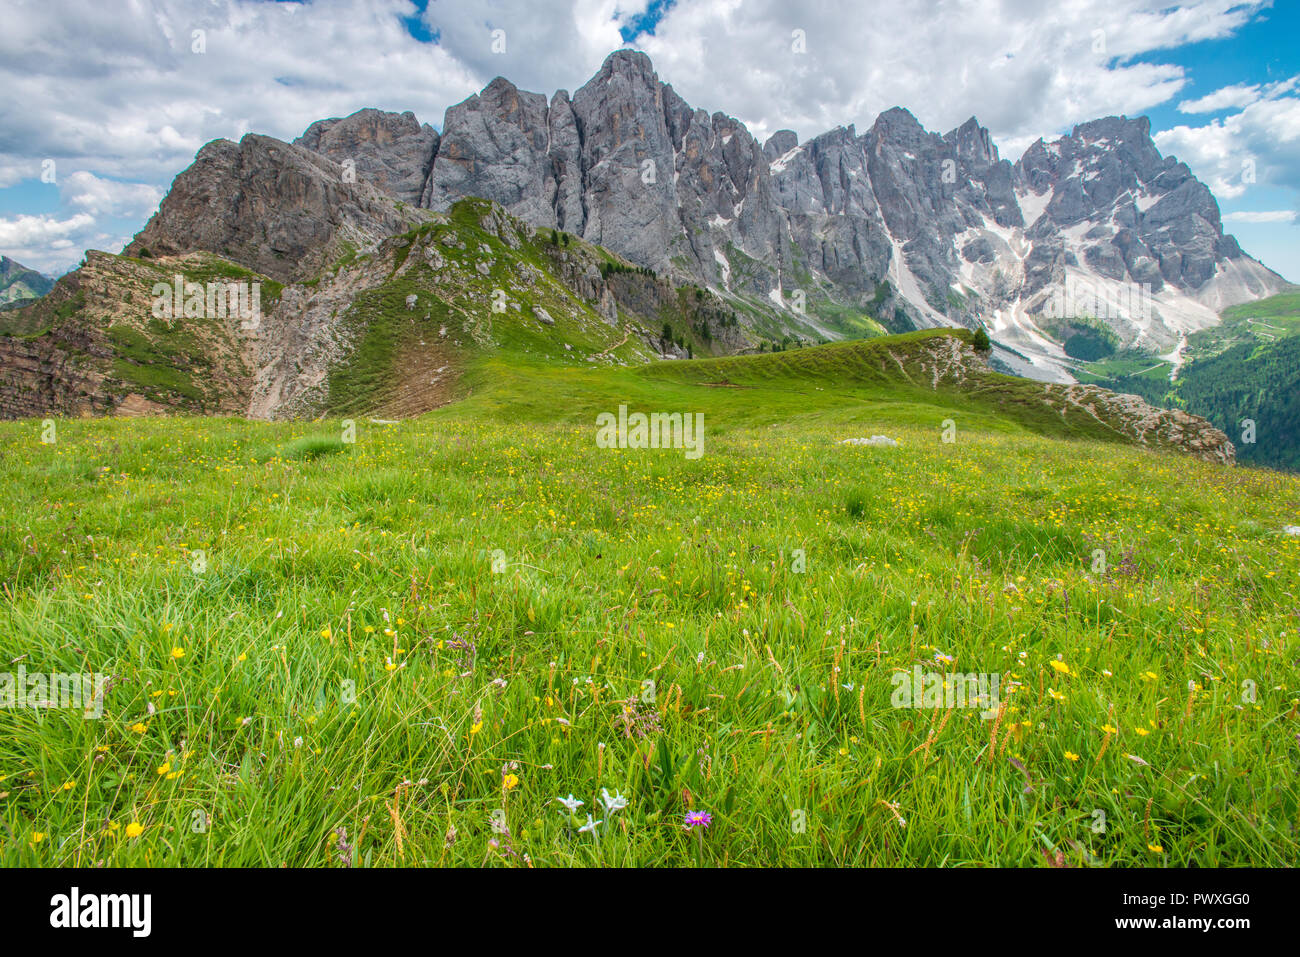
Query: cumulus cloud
xmin=1156 ymin=80 xmax=1300 ymax=199
xmin=61 ymin=172 xmax=163 ymax=218
xmin=1222 ymin=210 xmax=1297 ymax=223
xmin=630 ymin=0 xmax=1263 ymax=150
xmin=1178 ymin=76 xmax=1298 ymax=114
xmin=1178 ymin=83 xmax=1264 ymax=114
xmin=0 ymin=0 xmax=482 ymax=184
xmin=0 ymin=212 xmax=121 ymax=274
xmin=0 ymin=213 xmax=96 ymax=248
xmin=0 ymin=0 xmax=1275 ymax=183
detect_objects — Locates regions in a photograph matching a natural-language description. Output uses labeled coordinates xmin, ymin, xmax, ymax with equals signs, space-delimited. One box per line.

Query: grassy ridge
xmin=0 ymin=343 xmax=1298 ymax=867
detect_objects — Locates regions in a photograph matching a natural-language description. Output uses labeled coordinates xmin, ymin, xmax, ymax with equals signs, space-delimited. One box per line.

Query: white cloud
xmin=1156 ymin=81 xmax=1300 ymax=199
xmin=0 ymin=0 xmax=482 ymax=183
xmin=61 ymin=172 xmax=163 ymax=218
xmin=0 ymin=0 xmax=1274 ymax=182
xmin=1222 ymin=210 xmax=1297 ymax=224
xmin=0 ymin=212 xmax=116 ymax=274
xmin=1178 ymin=76 xmax=1298 ymax=114
xmin=1178 ymin=83 xmax=1263 ymax=114
xmin=0 ymin=213 xmax=96 ymax=248
xmin=631 ymin=0 xmax=1263 ymax=148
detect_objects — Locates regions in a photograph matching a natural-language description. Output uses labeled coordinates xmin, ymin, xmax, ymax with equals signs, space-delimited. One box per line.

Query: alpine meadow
xmin=1 ymin=0 xmax=1298 ymax=895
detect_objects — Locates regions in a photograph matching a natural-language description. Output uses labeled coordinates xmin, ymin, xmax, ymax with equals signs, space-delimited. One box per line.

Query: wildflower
xmin=156 ymin=762 xmax=171 ymax=776
xmin=578 ymin=814 xmax=602 ymax=834
xmin=31 ymin=831 xmax=45 ymax=845
xmin=125 ymin=821 xmax=144 ymax=839
xmin=684 ymin=810 xmax=712 ymax=829
xmin=502 ymin=773 xmax=519 ymax=791
xmin=1064 ymin=751 xmax=1080 ymax=762
xmin=1147 ymin=843 xmax=1163 ymax=854
xmin=130 ymin=722 xmax=147 ymax=734
xmin=556 ymin=794 xmax=583 ymax=813
xmin=600 ymin=789 xmax=627 ymax=815
xmin=170 ymin=647 xmax=185 ymax=660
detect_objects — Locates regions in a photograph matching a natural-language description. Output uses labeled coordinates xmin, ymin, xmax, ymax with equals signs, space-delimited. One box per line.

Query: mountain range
xmin=0 ymin=48 xmax=1288 ymax=458
xmin=126 ymin=49 xmax=1287 ymax=379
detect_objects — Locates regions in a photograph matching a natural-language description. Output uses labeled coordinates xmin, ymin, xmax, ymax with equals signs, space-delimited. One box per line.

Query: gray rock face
xmin=424 ymin=78 xmax=564 ymax=227
xmin=181 ymin=50 xmax=1286 ymax=376
xmin=1012 ymin=115 xmax=1234 ymax=293
xmin=126 ymin=134 xmax=428 ymax=283
xmin=294 ymin=108 xmax=438 ymax=207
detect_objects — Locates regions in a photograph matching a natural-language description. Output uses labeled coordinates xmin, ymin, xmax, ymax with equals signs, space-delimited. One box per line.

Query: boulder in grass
xmin=839 ymin=435 xmax=899 ymax=447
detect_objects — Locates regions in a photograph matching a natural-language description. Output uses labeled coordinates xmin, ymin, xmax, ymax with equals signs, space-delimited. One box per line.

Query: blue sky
xmin=0 ymin=0 xmax=1295 ymax=283
xmin=1133 ymin=2 xmax=1299 ymax=281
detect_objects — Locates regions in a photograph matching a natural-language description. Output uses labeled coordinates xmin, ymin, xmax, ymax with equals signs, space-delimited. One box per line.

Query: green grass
xmin=1 ymin=336 xmax=1298 ymax=867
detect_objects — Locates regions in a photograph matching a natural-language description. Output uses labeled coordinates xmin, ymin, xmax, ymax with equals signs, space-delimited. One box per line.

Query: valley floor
xmin=2 ymin=356 xmax=1298 ymax=866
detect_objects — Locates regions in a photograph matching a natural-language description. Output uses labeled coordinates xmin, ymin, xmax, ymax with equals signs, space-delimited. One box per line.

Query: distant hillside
xmin=1075 ymin=290 xmax=1300 ymax=471
xmin=0 ymin=256 xmax=54 ymax=308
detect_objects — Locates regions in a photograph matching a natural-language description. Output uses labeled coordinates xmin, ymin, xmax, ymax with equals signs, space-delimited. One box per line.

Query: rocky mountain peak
xmin=126 ymin=132 xmax=428 ymax=283
xmin=122 ymin=48 xmax=1286 ymax=381
xmin=292 ymin=108 xmax=438 ymax=208
xmin=945 ymin=116 xmax=999 ymax=166
xmin=762 ymin=129 xmax=799 ymax=161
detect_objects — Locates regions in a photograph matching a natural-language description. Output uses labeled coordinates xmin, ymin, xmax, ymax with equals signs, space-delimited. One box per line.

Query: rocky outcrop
xmin=125 ymin=134 xmax=430 ymax=283
xmin=294 ymin=108 xmax=438 ymax=208
xmin=891 ymin=332 xmax=1235 ymax=463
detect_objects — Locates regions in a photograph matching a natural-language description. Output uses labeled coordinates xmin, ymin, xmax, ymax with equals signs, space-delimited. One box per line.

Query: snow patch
xmin=714 ymin=248 xmax=731 ymax=286
xmin=1016 ymin=187 xmax=1053 ymax=228
xmin=769 ymin=145 xmax=803 ymax=174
